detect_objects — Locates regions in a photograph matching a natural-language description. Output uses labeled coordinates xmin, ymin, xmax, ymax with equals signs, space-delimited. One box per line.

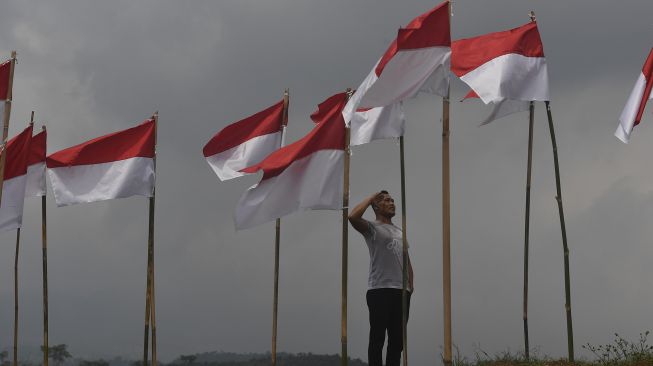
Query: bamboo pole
xmin=441 ymin=73 xmax=452 ymax=366
xmin=150 ymin=244 xmax=157 ymax=366
xmin=0 ymin=51 xmax=17 ymax=208
xmin=399 ymin=136 xmax=409 ymax=366
xmin=442 ymin=3 xmax=453 ymax=365
xmin=341 ymin=89 xmax=353 ymax=366
xmin=523 ymin=102 xmax=534 ymax=360
xmin=272 ymin=89 xmax=289 ymax=366
xmin=544 ymin=101 xmax=574 ymax=362
xmin=41 ymin=127 xmax=49 ymax=366
xmin=13 ymin=113 xmax=35 ymax=366
xmin=143 ymin=112 xmax=158 ymax=366
xmin=13 ymin=228 xmax=20 ymax=366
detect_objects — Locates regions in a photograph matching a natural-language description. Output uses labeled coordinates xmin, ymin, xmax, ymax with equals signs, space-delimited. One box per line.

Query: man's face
xmin=374 ymin=193 xmax=396 ymax=218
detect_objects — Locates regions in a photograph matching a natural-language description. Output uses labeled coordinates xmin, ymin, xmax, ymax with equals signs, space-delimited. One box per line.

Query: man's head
xmin=371 ymin=190 xmax=395 ymax=219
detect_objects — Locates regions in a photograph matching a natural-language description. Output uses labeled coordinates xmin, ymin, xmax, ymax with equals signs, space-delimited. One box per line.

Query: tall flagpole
xmin=441 ymin=3 xmax=453 ymax=364
xmin=441 ymin=3 xmax=453 ymax=365
xmin=143 ymin=112 xmax=158 ymax=366
xmin=272 ymin=88 xmax=289 ymax=366
xmin=544 ymin=101 xmax=574 ymax=362
xmin=523 ymin=101 xmax=534 ymax=360
xmin=14 ymin=113 xmax=34 ymax=366
xmin=0 ymin=51 xmax=17 ymax=207
xmin=41 ymin=125 xmax=49 ymax=366
xmin=13 ymin=227 xmax=21 ymax=366
xmin=399 ymin=136 xmax=409 ymax=366
xmin=341 ymin=89 xmax=353 ymax=366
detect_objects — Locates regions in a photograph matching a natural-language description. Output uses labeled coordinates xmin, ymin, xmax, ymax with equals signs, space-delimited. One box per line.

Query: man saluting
xmin=349 ymin=190 xmax=413 ymax=366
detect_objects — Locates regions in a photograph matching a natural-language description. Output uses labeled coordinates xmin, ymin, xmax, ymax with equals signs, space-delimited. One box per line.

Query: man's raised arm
xmin=348 ymin=192 xmax=380 ymax=234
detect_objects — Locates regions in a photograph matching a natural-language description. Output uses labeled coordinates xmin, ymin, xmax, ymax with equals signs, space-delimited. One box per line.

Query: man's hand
xmin=348 ymin=191 xmax=382 ymax=234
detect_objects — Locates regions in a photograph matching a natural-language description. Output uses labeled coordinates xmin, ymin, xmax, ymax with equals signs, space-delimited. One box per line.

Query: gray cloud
xmin=1 ymin=1 xmax=653 ymax=365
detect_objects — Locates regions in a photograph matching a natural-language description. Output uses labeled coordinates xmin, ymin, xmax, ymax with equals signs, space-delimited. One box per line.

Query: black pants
xmin=366 ymin=288 xmax=411 ymax=366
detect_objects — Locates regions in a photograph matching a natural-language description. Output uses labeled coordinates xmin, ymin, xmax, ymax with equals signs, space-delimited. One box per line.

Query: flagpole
xmin=13 ymin=227 xmax=20 ymax=366
xmin=143 ymin=112 xmax=158 ymax=366
xmin=341 ymin=89 xmax=353 ymax=366
xmin=272 ymin=88 xmax=289 ymax=366
xmin=544 ymin=101 xmax=574 ymax=362
xmin=13 ymin=113 xmax=34 ymax=366
xmin=442 ymin=3 xmax=453 ymax=366
xmin=399 ymin=136 xmax=409 ymax=366
xmin=523 ymin=101 xmax=534 ymax=360
xmin=41 ymin=125 xmax=49 ymax=366
xmin=0 ymin=51 xmax=17 ymax=208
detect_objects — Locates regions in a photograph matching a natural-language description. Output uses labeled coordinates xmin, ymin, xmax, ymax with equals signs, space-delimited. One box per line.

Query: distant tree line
xmin=1 ymin=346 xmax=367 ymax=366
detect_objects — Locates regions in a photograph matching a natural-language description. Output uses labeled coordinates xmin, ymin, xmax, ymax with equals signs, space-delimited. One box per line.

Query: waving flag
xmin=342 ymin=1 xmax=451 ymax=122
xmin=46 ymin=119 xmax=155 ymax=206
xmin=204 ymin=100 xmax=285 ymax=180
xmin=452 ymin=21 xmax=549 ymax=124
xmin=615 ymin=48 xmax=653 ymax=143
xmin=0 ymin=59 xmax=10 ymax=119
xmin=0 ymin=125 xmax=33 ymax=231
xmin=314 ymin=92 xmax=405 ymax=146
xmin=235 ymin=93 xmax=347 ymax=230
xmin=25 ymin=129 xmax=47 ymax=197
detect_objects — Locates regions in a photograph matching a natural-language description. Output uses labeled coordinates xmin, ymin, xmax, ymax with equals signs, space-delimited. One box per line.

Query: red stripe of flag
xmin=0 ymin=60 xmax=11 ymax=100
xmin=634 ymin=48 xmax=653 ymax=126
xmin=46 ymin=119 xmax=155 ymax=168
xmin=203 ymin=100 xmax=284 ymax=157
xmin=375 ymin=1 xmax=451 ymax=76
xmin=451 ymin=22 xmax=544 ymax=78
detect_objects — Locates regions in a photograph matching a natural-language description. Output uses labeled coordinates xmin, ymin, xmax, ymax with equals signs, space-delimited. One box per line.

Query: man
xmin=349 ymin=190 xmax=413 ymax=366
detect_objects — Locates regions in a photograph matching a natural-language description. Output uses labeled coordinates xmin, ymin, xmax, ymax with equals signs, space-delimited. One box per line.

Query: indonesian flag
xmin=0 ymin=59 xmax=11 ymax=119
xmin=25 ymin=129 xmax=47 ymax=197
xmin=46 ymin=119 xmax=155 ymax=207
xmin=313 ymin=93 xmax=405 ymax=146
xmin=615 ymin=48 xmax=653 ymax=143
xmin=203 ymin=100 xmax=284 ymax=180
xmin=0 ymin=125 xmax=33 ymax=231
xmin=235 ymin=92 xmax=347 ymax=230
xmin=452 ymin=21 xmax=549 ymax=124
xmin=342 ymin=1 xmax=451 ymax=123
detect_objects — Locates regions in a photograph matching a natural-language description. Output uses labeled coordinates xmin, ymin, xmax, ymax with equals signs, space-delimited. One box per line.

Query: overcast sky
xmin=1 ymin=0 xmax=653 ymax=364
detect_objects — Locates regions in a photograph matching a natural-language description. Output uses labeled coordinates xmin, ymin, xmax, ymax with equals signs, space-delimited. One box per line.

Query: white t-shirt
xmin=363 ymin=220 xmax=411 ymax=291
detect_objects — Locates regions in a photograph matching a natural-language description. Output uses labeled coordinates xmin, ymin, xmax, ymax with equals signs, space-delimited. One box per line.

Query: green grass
xmin=450 ymin=332 xmax=653 ymax=366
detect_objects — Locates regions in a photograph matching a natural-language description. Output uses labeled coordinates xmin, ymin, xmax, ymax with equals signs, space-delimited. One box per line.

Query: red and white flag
xmin=25 ymin=129 xmax=47 ymax=197
xmin=0 ymin=125 xmax=33 ymax=231
xmin=452 ymin=21 xmax=549 ymax=124
xmin=46 ymin=119 xmax=156 ymax=207
xmin=615 ymin=48 xmax=653 ymax=143
xmin=235 ymin=93 xmax=347 ymax=230
xmin=0 ymin=59 xmax=11 ymax=119
xmin=311 ymin=92 xmax=404 ymax=146
xmin=350 ymin=104 xmax=405 ymax=146
xmin=342 ymin=1 xmax=451 ymax=122
xmin=204 ymin=100 xmax=285 ymax=180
